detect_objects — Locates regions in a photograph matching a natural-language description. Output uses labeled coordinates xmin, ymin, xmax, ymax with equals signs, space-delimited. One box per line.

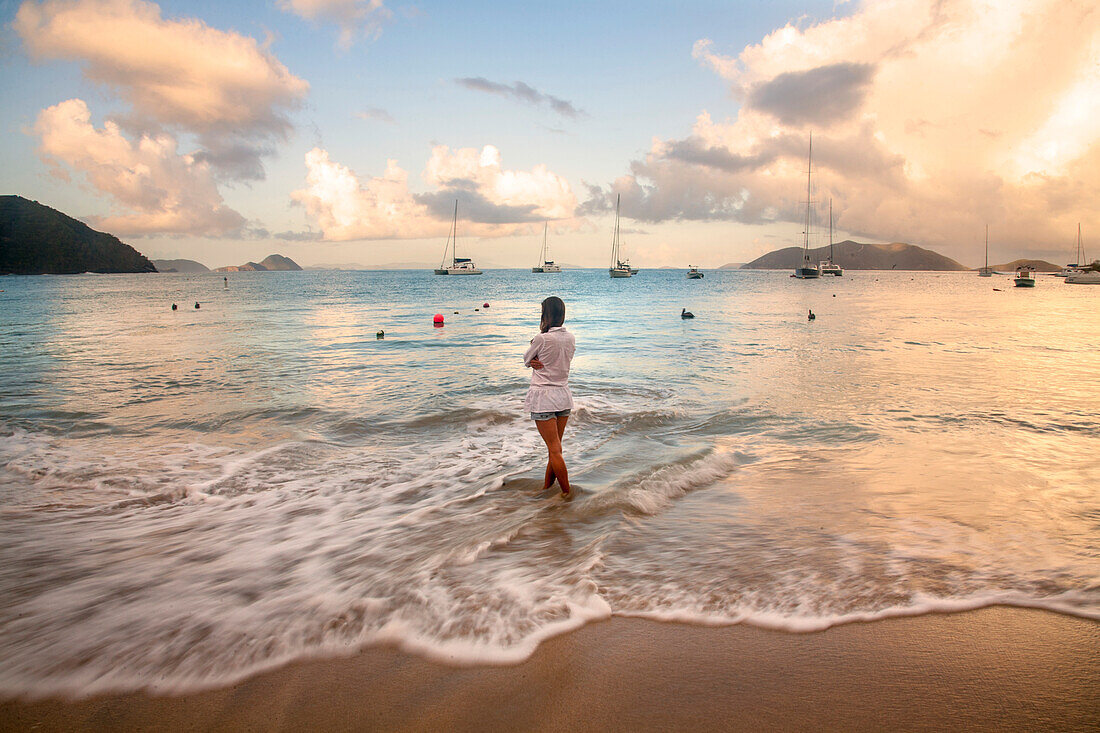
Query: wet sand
xmin=2 ymin=607 xmax=1097 ymax=732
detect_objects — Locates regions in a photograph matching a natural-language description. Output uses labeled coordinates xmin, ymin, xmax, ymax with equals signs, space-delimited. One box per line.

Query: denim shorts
xmin=531 ymin=409 xmax=571 ymax=422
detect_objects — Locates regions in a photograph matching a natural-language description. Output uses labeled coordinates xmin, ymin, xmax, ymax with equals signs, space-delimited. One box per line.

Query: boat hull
xmin=1065 ymin=271 xmax=1100 ymax=284
xmin=609 ymin=268 xmax=633 ymax=278
xmin=687 ymin=273 xmax=704 ymax=279
xmin=794 ymin=267 xmax=820 ymax=279
xmin=435 ymin=268 xmax=482 ymax=275
xmin=1014 ymin=278 xmax=1035 ymax=287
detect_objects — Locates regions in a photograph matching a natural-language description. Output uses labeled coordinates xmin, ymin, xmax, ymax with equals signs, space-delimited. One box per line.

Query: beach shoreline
xmin=2 ymin=606 xmax=1096 ymax=732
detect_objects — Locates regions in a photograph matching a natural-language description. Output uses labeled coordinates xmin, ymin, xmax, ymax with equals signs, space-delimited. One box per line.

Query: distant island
xmin=987 ymin=259 xmax=1060 ymax=273
xmin=741 ymin=240 xmax=968 ymax=271
xmin=0 ymin=195 xmax=156 ymax=275
xmin=215 ymin=254 xmax=302 ymax=272
xmin=153 ymin=258 xmax=209 ymax=273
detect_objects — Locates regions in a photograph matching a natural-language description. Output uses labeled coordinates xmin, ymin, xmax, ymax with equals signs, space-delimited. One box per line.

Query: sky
xmin=1 ymin=0 xmax=1098 ymax=269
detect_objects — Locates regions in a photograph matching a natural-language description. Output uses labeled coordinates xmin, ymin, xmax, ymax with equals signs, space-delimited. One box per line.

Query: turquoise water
xmin=1 ymin=269 xmax=1098 ymax=695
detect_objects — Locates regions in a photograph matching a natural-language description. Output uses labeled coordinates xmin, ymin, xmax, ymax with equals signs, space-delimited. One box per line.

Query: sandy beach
xmin=2 ymin=607 xmax=1096 ymax=732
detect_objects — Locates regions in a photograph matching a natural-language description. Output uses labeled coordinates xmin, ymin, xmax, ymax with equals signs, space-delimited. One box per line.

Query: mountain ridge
xmin=0 ymin=195 xmax=156 ymax=275
xmin=153 ymin=258 xmax=209 ymax=273
xmin=741 ymin=240 xmax=968 ymax=271
xmin=215 ymin=254 xmax=302 ymax=272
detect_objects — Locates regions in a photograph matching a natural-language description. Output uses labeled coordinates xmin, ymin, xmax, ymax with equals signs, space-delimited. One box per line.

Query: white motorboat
xmin=687 ymin=266 xmax=704 ymax=279
xmin=532 ymin=222 xmax=561 ymax=273
xmin=1013 ymin=266 xmax=1035 ymax=287
xmin=1064 ymin=270 xmax=1100 ymax=284
xmin=434 ymin=201 xmax=482 ymax=275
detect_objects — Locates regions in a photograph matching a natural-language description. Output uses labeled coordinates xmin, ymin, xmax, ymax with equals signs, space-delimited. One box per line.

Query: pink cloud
xmin=277 ymin=0 xmax=391 ymax=48
xmin=15 ymin=0 xmax=309 ymax=179
xmin=35 ymin=99 xmax=245 ymax=236
xmin=292 ymin=145 xmax=579 ymax=241
xmin=603 ymin=0 xmax=1100 ymax=259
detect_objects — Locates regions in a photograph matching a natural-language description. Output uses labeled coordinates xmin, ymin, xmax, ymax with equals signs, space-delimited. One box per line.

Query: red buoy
xmin=482 ymin=302 xmax=490 ymax=308
xmin=433 ymin=313 xmax=444 ymax=327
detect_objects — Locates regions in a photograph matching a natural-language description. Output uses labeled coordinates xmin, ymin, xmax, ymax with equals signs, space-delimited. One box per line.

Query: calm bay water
xmin=1 ymin=268 xmax=1098 ymax=696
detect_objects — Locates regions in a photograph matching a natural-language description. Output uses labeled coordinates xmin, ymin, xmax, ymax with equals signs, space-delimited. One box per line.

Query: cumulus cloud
xmin=745 ymin=62 xmax=876 ymax=126
xmin=278 ymin=0 xmax=391 ymax=48
xmin=604 ymin=0 xmax=1100 ymax=258
xmin=15 ymin=0 xmax=309 ymax=180
xmin=456 ymin=78 xmax=585 ymax=118
xmin=35 ymin=99 xmax=245 ymax=235
xmin=291 ymin=144 xmax=578 ymax=240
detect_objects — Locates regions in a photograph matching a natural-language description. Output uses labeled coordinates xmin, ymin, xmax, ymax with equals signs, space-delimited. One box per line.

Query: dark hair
xmin=539 ymin=296 xmax=566 ymax=333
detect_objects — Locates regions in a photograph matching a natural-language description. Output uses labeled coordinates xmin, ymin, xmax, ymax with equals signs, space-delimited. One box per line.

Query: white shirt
xmin=523 ymin=326 xmax=576 ymax=412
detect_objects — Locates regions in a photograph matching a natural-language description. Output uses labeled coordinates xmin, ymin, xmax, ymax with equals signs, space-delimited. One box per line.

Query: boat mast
xmin=439 ymin=200 xmax=456 ymax=270
xmin=804 ymin=132 xmax=813 ymax=264
xmin=1077 ymin=223 xmax=1084 ymax=265
xmin=450 ymin=200 xmax=458 ymax=268
xmin=612 ymin=194 xmax=621 ymax=267
xmin=829 ymin=198 xmax=834 ymax=263
xmin=985 ymin=225 xmax=989 ymax=271
xmin=542 ymin=221 xmax=548 ymax=264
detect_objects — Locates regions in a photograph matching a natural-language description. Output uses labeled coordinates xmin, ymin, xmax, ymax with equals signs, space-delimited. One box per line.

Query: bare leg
xmin=542 ymin=415 xmax=570 ymax=490
xmin=535 ymin=418 xmax=571 ymax=497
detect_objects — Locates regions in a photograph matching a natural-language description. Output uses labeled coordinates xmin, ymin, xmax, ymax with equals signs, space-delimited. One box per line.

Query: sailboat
xmin=609 ymin=194 xmax=633 ymax=278
xmin=1064 ymin=225 xmax=1100 ymax=283
xmin=434 ymin=201 xmax=482 ymax=275
xmin=532 ymin=222 xmax=562 ymax=273
xmin=819 ymin=199 xmax=843 ymax=276
xmin=978 ymin=225 xmax=994 ymax=276
xmin=794 ymin=133 xmax=821 ymax=279
xmin=1057 ymin=224 xmax=1086 ymax=277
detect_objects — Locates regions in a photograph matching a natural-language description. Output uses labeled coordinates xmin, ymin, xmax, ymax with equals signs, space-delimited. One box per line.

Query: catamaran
xmin=978 ymin=225 xmax=994 ymax=276
xmin=609 ymin=194 xmax=633 ymax=278
xmin=819 ymin=199 xmax=843 ymax=276
xmin=1057 ymin=224 xmax=1086 ymax=277
xmin=795 ymin=133 xmax=820 ymax=279
xmin=1064 ymin=225 xmax=1099 ymax=283
xmin=532 ymin=222 xmax=561 ymax=273
xmin=434 ymin=201 xmax=482 ymax=275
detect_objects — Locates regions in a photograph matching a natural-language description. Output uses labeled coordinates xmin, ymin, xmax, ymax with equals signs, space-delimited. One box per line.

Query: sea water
xmin=1 ymin=269 xmax=1097 ymax=696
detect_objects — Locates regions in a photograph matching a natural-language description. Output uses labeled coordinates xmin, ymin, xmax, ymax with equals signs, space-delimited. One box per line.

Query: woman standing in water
xmin=524 ymin=297 xmax=576 ymax=497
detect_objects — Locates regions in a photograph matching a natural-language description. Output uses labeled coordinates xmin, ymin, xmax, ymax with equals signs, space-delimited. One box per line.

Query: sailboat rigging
xmin=532 ymin=222 xmax=561 ymax=273
xmin=978 ymin=225 xmax=993 ymax=276
xmin=433 ymin=201 xmax=482 ymax=275
xmin=1057 ymin=224 xmax=1087 ymax=277
xmin=819 ymin=199 xmax=842 ymax=276
xmin=795 ymin=133 xmax=821 ymax=279
xmin=609 ymin=194 xmax=633 ymax=278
